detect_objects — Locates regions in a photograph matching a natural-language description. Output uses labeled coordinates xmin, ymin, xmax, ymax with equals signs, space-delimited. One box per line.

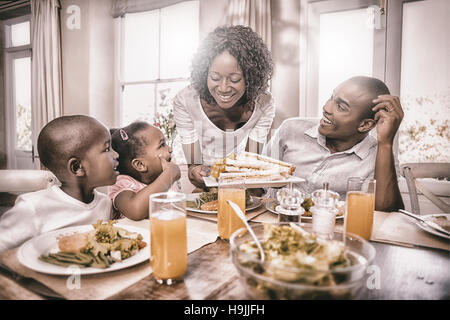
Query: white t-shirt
xmin=0 ymin=185 xmax=113 ymax=252
xmin=173 ymin=85 xmax=275 ymax=165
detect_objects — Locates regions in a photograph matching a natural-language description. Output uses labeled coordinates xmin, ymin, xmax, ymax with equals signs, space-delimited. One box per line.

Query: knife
xmin=399 ymin=209 xmax=450 ymax=236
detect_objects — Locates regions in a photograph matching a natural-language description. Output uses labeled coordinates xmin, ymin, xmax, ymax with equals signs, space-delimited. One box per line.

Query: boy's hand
xmin=159 ymin=155 xmax=181 ymax=182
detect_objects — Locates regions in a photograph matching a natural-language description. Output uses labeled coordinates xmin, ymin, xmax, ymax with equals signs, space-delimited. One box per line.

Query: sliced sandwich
xmin=210 ymin=151 xmax=296 ymax=182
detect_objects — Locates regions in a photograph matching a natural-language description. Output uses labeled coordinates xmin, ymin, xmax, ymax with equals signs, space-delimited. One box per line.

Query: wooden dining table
xmin=0 ymin=201 xmax=449 ymax=301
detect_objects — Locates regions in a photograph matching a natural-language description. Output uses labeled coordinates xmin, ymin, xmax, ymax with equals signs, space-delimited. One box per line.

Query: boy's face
xmin=136 ymin=126 xmax=172 ymax=183
xmin=81 ymin=125 xmax=119 ymax=188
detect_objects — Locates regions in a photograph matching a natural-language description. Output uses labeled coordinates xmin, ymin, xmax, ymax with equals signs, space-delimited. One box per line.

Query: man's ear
xmin=131 ymin=158 xmax=147 ymax=172
xmin=358 ymin=119 xmax=376 ymax=134
xmin=68 ymin=158 xmax=85 ymax=176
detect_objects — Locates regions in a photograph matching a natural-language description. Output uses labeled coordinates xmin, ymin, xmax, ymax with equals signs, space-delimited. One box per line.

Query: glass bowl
xmin=229 ymin=223 xmax=376 ymax=300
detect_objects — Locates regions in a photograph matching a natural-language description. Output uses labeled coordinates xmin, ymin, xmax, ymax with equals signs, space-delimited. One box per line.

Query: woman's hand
xmin=188 ymin=164 xmax=211 ymax=189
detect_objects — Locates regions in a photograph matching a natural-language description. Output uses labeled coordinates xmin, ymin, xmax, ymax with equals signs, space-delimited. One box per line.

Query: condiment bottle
xmin=310 ymin=183 xmax=339 ymax=239
xmin=276 ymin=185 xmax=305 ymax=223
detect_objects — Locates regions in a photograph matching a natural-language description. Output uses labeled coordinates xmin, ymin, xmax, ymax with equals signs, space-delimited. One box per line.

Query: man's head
xmin=37 ymin=115 xmax=119 ymax=187
xmin=318 ymin=76 xmax=390 ymax=141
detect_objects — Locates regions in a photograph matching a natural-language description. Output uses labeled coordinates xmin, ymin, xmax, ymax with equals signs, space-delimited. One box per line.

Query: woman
xmin=173 ymin=25 xmax=274 ymax=189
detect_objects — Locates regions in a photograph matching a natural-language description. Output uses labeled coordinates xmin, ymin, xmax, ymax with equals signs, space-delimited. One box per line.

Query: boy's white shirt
xmin=0 ymin=185 xmax=112 ymax=252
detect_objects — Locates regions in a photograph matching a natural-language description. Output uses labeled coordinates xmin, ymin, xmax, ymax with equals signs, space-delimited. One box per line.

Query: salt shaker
xmin=310 ymin=183 xmax=339 ymax=239
xmin=276 ymin=186 xmax=305 ymax=223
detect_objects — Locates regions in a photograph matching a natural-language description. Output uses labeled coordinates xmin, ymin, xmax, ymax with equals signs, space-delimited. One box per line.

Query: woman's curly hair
xmin=190 ymin=25 xmax=273 ymax=105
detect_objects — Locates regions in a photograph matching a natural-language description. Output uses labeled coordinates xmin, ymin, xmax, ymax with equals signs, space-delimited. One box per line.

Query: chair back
xmin=0 ymin=170 xmax=60 ymax=193
xmin=401 ymin=163 xmax=450 ymax=215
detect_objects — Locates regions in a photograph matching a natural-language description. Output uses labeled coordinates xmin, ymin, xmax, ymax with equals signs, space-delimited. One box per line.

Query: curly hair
xmin=190 ymin=25 xmax=273 ymax=105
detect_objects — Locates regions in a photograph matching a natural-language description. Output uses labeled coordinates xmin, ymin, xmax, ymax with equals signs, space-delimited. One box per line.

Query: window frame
xmin=3 ymin=14 xmax=34 ymax=169
xmin=114 ymin=3 xmax=198 ymax=127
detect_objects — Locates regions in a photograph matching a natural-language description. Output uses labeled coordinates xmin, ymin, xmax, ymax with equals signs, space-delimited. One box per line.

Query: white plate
xmin=415 ymin=214 xmax=450 ymax=240
xmin=265 ymin=199 xmax=345 ymax=220
xmin=17 ymin=224 xmax=150 ymax=275
xmin=203 ymin=175 xmax=305 ymax=188
xmin=186 ymin=193 xmax=262 ymax=215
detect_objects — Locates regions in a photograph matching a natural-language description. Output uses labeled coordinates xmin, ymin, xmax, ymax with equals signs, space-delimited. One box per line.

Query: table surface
xmin=1 ymin=221 xmax=448 ymax=301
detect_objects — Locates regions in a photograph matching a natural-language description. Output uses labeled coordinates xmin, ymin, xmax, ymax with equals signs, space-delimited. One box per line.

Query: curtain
xmin=226 ymin=0 xmax=272 ymax=50
xmin=111 ymin=0 xmax=185 ymax=18
xmin=30 ymin=0 xmax=63 ymax=155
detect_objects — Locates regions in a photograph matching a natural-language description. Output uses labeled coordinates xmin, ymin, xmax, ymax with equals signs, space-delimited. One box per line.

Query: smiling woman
xmin=173 ymin=25 xmax=275 ymax=190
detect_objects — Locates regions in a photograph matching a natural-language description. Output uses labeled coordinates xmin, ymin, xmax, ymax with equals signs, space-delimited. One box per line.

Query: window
xmin=398 ymin=0 xmax=450 ymax=163
xmin=117 ymin=1 xmax=199 ymax=127
xmin=3 ymin=15 xmax=34 ymax=169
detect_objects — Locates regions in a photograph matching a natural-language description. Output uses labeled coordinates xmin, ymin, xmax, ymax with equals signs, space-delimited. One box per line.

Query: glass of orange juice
xmin=149 ymin=192 xmax=187 ymax=285
xmin=217 ymin=176 xmax=246 ymax=240
xmin=345 ymin=177 xmax=376 ymax=241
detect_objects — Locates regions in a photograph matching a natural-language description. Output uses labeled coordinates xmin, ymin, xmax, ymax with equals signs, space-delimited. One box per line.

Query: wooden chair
xmin=401 ymin=163 xmax=450 ymax=215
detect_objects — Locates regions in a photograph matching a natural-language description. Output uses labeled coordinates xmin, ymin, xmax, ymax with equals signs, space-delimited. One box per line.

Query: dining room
xmin=0 ymin=0 xmax=448 ymax=307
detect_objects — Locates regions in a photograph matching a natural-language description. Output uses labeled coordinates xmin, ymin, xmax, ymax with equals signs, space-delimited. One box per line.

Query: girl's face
xmin=135 ymin=126 xmax=172 ymax=183
xmin=207 ymin=50 xmax=246 ymax=109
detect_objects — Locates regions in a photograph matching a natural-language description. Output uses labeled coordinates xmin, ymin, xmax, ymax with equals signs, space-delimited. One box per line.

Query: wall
xmin=60 ymin=0 xmax=115 ymax=127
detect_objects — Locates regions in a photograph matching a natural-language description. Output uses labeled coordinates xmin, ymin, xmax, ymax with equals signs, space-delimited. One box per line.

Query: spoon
xmin=227 ymin=200 xmax=265 ymax=262
xmin=399 ymin=209 xmax=450 ymax=236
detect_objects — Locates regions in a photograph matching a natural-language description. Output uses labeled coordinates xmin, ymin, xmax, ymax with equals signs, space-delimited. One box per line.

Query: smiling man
xmin=263 ymin=76 xmax=404 ymax=212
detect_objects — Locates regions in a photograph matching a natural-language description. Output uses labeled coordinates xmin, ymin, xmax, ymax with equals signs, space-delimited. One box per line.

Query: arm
xmin=114 ymin=157 xmax=181 ymax=221
xmin=372 ymin=95 xmax=405 ymax=212
xmin=182 ymin=141 xmax=210 ymax=190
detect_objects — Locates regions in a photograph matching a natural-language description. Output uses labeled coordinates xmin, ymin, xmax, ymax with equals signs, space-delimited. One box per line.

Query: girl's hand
xmin=188 ymin=165 xmax=211 ymax=189
xmin=159 ymin=155 xmax=181 ymax=182
xmin=372 ymin=95 xmax=404 ymax=147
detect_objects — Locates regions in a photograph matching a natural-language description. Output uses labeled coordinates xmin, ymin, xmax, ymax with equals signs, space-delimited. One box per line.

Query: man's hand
xmin=188 ymin=164 xmax=211 ymax=189
xmin=372 ymin=95 xmax=404 ymax=146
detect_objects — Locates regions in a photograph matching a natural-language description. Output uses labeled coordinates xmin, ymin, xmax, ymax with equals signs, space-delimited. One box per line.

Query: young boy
xmin=0 ymin=115 xmax=119 ymax=252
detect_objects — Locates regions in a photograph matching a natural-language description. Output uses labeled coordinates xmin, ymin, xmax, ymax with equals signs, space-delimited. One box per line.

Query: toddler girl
xmin=108 ymin=121 xmax=181 ymax=220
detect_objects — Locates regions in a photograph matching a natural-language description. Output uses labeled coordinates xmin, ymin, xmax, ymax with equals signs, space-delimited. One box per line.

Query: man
xmin=263 ymin=76 xmax=404 ymax=212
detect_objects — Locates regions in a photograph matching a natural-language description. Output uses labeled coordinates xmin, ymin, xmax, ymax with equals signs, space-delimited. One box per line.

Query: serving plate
xmin=186 ymin=193 xmax=262 ymax=215
xmin=265 ymin=198 xmax=345 ymax=220
xmin=203 ymin=175 xmax=305 ymax=188
xmin=415 ymin=213 xmax=450 ymax=240
xmin=17 ymin=224 xmax=150 ymax=275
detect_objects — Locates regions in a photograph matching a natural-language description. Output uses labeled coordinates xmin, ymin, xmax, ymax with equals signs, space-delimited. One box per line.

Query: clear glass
xmin=318 ymin=8 xmax=374 ymax=112
xmin=121 ymin=84 xmax=155 ymax=126
xmin=11 ymin=21 xmax=30 ymax=47
xmin=160 ymin=1 xmax=199 ymax=79
xmin=149 ymin=192 xmax=187 ymax=284
xmin=311 ymin=188 xmax=339 ymax=240
xmin=217 ymin=176 xmax=246 ymax=240
xmin=345 ymin=178 xmax=376 ymax=241
xmin=123 ymin=11 xmax=159 ymax=82
xmin=14 ymin=57 xmax=32 ymax=151
xmin=276 ymin=187 xmax=305 ymax=223
xmin=398 ymin=0 xmax=450 ymax=163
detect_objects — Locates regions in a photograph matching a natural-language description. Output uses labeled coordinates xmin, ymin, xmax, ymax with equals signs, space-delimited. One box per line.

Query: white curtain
xmin=30 ymin=0 xmax=63 ymax=156
xmin=226 ymin=0 xmax=272 ymax=50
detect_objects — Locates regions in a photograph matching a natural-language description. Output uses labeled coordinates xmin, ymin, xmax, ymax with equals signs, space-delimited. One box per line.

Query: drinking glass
xmin=217 ymin=176 xmax=246 ymax=240
xmin=345 ymin=177 xmax=376 ymax=241
xmin=150 ymin=192 xmax=187 ymax=285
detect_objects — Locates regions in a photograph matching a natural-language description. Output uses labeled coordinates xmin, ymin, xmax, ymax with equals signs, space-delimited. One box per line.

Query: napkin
xmin=0 ymin=217 xmax=218 ymax=300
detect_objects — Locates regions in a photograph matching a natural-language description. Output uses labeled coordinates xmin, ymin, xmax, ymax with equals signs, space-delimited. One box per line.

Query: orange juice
xmin=345 ymin=191 xmax=375 ymax=240
xmin=150 ymin=210 xmax=187 ymax=280
xmin=217 ymin=188 xmax=246 ymax=240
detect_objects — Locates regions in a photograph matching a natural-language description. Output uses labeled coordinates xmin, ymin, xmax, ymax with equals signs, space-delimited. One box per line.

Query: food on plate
xmin=430 ymin=215 xmax=450 ymax=232
xmin=210 ymin=151 xmax=296 ymax=182
xmin=237 ymin=224 xmax=357 ymax=286
xmin=271 ymin=198 xmax=345 ymax=217
xmin=186 ymin=188 xmax=253 ymax=211
xmin=39 ymin=220 xmax=147 ymax=269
